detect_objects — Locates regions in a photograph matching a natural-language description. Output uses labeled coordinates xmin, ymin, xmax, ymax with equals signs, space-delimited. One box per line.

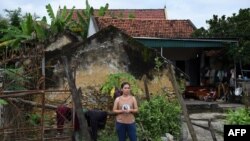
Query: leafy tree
xmin=192 ymin=8 xmax=250 ymax=64
xmin=0 ymin=15 xmax=9 ymax=29
xmin=0 ymin=15 xmax=9 ymax=39
xmin=4 ymin=7 xmax=22 ymax=27
xmin=191 ymin=27 xmax=208 ymax=37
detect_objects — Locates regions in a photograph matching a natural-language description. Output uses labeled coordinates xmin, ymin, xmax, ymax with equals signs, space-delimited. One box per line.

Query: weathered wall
xmin=74 ymin=34 xmax=129 ymax=87
xmin=46 ymin=26 xmax=173 ymax=108
xmin=72 ymin=27 xmax=173 ymax=94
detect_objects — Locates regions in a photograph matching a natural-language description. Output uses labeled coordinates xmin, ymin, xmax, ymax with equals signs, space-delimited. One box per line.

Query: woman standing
xmin=113 ymin=82 xmax=138 ymax=141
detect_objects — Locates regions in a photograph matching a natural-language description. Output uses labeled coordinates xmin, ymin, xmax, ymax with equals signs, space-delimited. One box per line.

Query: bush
xmin=226 ymin=108 xmax=250 ymax=125
xmin=97 ymin=120 xmax=118 ymax=141
xmin=136 ymin=95 xmax=181 ymax=140
xmin=98 ymin=130 xmax=117 ymax=141
xmin=100 ymin=73 xmax=141 ymax=96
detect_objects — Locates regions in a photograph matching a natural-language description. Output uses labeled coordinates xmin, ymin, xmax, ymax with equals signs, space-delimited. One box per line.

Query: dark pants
xmin=116 ymin=122 xmax=137 ymax=141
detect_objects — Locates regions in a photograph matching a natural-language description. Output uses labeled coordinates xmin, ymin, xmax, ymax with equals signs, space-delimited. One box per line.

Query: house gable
xmin=75 ymin=25 xmax=156 ymax=78
xmin=46 ymin=25 xmax=174 ymax=92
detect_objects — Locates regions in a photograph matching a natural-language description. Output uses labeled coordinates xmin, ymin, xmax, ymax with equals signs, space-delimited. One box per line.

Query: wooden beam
xmin=143 ymin=75 xmax=150 ymax=101
xmin=7 ymin=98 xmax=57 ymax=109
xmin=208 ymin=119 xmax=217 ymax=141
xmin=167 ymin=64 xmax=198 ymax=141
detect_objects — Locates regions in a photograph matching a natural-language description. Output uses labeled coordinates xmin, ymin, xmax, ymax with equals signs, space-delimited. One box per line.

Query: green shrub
xmin=97 ymin=120 xmax=117 ymax=141
xmin=0 ymin=99 xmax=8 ymax=105
xmin=98 ymin=130 xmax=117 ymax=141
xmin=226 ymin=108 xmax=250 ymax=125
xmin=136 ymin=95 xmax=181 ymax=140
xmin=100 ymin=73 xmax=141 ymax=95
xmin=27 ymin=113 xmax=52 ymax=126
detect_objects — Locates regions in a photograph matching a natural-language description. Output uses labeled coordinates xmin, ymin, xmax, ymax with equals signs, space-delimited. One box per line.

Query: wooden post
xmin=62 ymin=56 xmax=91 ymax=141
xmin=142 ymin=75 xmax=150 ymax=101
xmin=167 ymin=64 xmax=198 ymax=141
xmin=208 ymin=119 xmax=217 ymax=141
xmin=41 ymin=53 xmax=45 ymax=141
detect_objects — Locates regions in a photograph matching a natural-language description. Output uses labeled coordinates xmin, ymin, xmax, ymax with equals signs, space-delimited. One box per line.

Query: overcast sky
xmin=0 ymin=0 xmax=249 ymax=28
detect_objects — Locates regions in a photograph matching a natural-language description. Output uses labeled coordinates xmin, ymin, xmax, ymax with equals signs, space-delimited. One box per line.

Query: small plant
xmin=0 ymin=99 xmax=8 ymax=105
xmin=226 ymin=108 xmax=250 ymax=125
xmin=98 ymin=3 xmax=109 ymax=16
xmin=154 ymin=57 xmax=164 ymax=73
xmin=27 ymin=113 xmax=51 ymax=126
xmin=3 ymin=68 xmax=28 ymax=90
xmin=176 ymin=75 xmax=186 ymax=93
xmin=27 ymin=113 xmax=41 ymax=126
xmin=98 ymin=130 xmax=117 ymax=141
xmin=136 ymin=95 xmax=181 ymax=140
xmin=128 ymin=13 xmax=135 ymax=19
xmin=118 ymin=12 xmax=123 ymax=18
xmin=97 ymin=120 xmax=118 ymax=141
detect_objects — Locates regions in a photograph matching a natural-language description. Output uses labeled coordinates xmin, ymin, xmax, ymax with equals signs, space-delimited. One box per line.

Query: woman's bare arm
xmin=113 ymin=97 xmax=124 ymax=114
xmin=130 ymin=96 xmax=138 ymax=113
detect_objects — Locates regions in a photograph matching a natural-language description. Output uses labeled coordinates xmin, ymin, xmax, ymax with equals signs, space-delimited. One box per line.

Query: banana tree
xmin=72 ymin=0 xmax=109 ymax=39
xmin=46 ymin=4 xmax=75 ymax=36
xmin=0 ymin=13 xmax=47 ymax=49
xmin=0 ymin=26 xmax=31 ymax=49
xmin=74 ymin=0 xmax=94 ymax=38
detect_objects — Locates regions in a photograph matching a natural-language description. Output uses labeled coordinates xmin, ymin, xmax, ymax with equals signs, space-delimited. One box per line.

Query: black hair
xmin=121 ymin=82 xmax=130 ymax=89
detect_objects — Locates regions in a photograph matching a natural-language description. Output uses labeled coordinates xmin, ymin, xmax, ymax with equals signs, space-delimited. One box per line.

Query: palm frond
xmin=61 ymin=6 xmax=67 ymax=19
xmin=20 ymin=13 xmax=34 ymax=35
xmin=46 ymin=4 xmax=55 ymax=21
xmin=64 ymin=6 xmax=75 ymax=24
xmin=34 ymin=22 xmax=47 ymax=41
xmin=77 ymin=11 xmax=87 ymax=25
xmin=0 ymin=39 xmax=16 ymax=48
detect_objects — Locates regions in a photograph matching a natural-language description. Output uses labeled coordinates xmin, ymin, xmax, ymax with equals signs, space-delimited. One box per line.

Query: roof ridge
xmin=96 ymin=9 xmax=164 ymax=10
xmin=66 ymin=8 xmax=164 ymax=10
xmin=65 ymin=8 xmax=165 ymax=11
xmin=95 ymin=17 xmax=191 ymax=21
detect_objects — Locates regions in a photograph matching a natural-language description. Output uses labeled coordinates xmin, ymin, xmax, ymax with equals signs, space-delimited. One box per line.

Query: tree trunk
xmin=62 ymin=56 xmax=91 ymax=141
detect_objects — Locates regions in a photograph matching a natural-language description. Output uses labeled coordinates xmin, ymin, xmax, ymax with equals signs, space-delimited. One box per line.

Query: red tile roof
xmin=95 ymin=17 xmax=196 ymax=38
xmin=71 ymin=9 xmax=166 ymax=20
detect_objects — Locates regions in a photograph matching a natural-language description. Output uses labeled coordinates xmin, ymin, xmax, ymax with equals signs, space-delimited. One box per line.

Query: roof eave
xmin=135 ymin=37 xmax=238 ymax=48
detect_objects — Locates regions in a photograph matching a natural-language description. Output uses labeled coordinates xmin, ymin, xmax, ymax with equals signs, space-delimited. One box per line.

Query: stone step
xmin=185 ymin=99 xmax=244 ymax=113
